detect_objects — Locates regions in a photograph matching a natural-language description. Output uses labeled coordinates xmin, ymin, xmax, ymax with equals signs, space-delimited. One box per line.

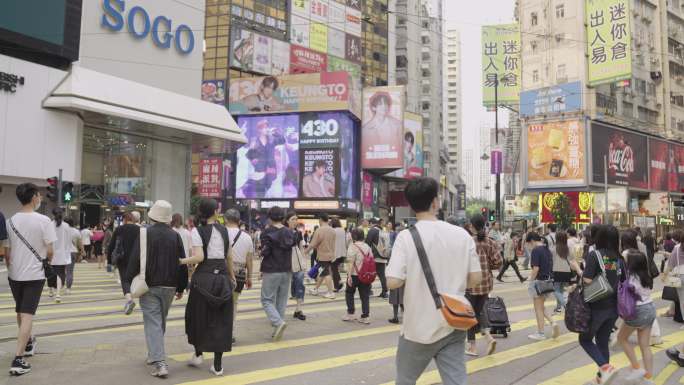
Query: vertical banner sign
xmin=491 ymin=149 xmax=503 ymax=175
xmin=481 ymin=24 xmax=521 ymax=107
xmin=199 ymin=158 xmax=222 ymax=198
xmin=456 ymin=184 xmax=467 ymax=211
xmin=585 ymin=0 xmax=632 ymax=86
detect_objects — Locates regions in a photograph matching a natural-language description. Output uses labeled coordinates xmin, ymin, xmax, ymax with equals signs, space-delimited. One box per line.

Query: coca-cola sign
xmin=591 ymin=122 xmax=648 ymax=189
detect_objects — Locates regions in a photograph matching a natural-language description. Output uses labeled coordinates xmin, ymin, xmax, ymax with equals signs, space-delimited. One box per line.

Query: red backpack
xmin=354 ymin=244 xmax=377 ymax=284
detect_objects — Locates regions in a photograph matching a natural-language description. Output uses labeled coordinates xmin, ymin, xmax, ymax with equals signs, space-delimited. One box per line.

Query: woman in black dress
xmin=181 ymin=199 xmax=236 ymax=376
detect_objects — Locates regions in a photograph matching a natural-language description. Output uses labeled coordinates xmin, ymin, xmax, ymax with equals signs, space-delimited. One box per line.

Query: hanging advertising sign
xmin=540 ymin=192 xmax=593 ymax=223
xmin=491 ymin=148 xmax=503 ymax=175
xmin=481 ymin=24 xmax=521 ymax=106
xmin=253 ymin=34 xmax=273 ymax=74
xmin=199 ymin=158 xmax=222 ymax=198
xmin=292 ymin=0 xmax=310 ymax=18
xmin=345 ymin=34 xmax=362 ymax=63
xmin=328 ymin=56 xmax=360 ymax=78
xmin=585 ymin=0 xmax=632 ymax=86
xmin=362 ymin=172 xmax=373 ymax=207
xmin=290 ymin=15 xmax=310 ymax=48
xmin=673 ymin=144 xmax=684 ymax=192
xmin=527 ymin=120 xmax=586 ymax=187
xmin=361 ymin=86 xmax=405 ymax=170
xmin=345 ymin=6 xmax=362 ymax=37
xmin=310 ymin=0 xmax=330 ymax=23
xmin=641 ymin=192 xmax=669 ymax=216
xmin=290 ymin=45 xmax=328 ymax=74
xmin=328 ymin=28 xmax=346 ymax=58
xmin=519 ymin=81 xmax=583 ymax=118
xmin=309 ymin=22 xmax=328 ymax=53
xmin=201 ymin=80 xmax=226 ymax=105
xmin=329 ymin=1 xmax=346 ymax=30
xmin=456 ymin=184 xmax=466 ymax=211
xmin=230 ymin=28 xmax=255 ymax=71
xmin=301 ymin=148 xmax=338 ymax=198
xmin=271 ymin=39 xmax=291 ymax=75
xmin=649 ymin=138 xmax=675 ymax=192
xmin=591 ymin=121 xmax=648 ymax=189
xmin=229 ymin=72 xmax=352 ymax=115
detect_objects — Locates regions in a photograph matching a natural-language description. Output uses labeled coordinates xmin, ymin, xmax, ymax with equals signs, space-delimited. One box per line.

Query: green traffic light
xmin=64 ymin=192 xmax=72 ymax=202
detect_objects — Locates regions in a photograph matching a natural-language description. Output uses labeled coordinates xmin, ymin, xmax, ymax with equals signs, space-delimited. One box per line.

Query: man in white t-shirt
xmin=64 ymin=218 xmax=83 ymax=294
xmin=224 ymin=209 xmax=254 ymax=342
xmin=386 ymin=177 xmax=481 ymax=385
xmin=80 ymin=225 xmax=93 ymax=261
xmin=5 ymin=183 xmax=57 ymax=376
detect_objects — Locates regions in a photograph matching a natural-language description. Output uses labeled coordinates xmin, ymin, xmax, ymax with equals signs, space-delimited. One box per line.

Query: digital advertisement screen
xmin=301 ymin=148 xmax=338 ymax=198
xmin=591 ymin=122 xmax=648 ymax=189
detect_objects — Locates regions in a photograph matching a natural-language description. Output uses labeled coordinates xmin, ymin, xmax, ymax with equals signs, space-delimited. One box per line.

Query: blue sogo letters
xmin=101 ymin=0 xmax=195 ymax=55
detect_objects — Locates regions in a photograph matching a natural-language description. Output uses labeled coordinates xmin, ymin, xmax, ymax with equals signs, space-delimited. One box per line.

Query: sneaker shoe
xmin=378 ymin=292 xmax=389 ymax=299
xmin=553 ymin=308 xmax=562 ymax=314
xmin=486 ymin=338 xmax=497 ymax=355
xmin=388 ymin=318 xmax=400 ymax=324
xmin=358 ymin=317 xmax=371 ymax=325
xmin=465 ymin=347 xmax=478 ymax=356
xmin=188 ymin=354 xmax=203 ymax=368
xmin=124 ymin=300 xmax=136 ymax=315
xmin=48 ymin=288 xmax=54 ymax=298
xmin=293 ymin=311 xmax=306 ymax=321
xmin=146 ymin=359 xmax=155 ymax=366
xmin=272 ymin=322 xmax=287 ymax=342
xmin=9 ymin=358 xmax=31 ymax=376
xmin=55 ymin=295 xmax=61 ymax=304
xmin=24 ymin=337 xmax=36 ymax=357
xmin=323 ymin=292 xmax=336 ymax=300
xmin=599 ymin=365 xmax=616 ymax=385
xmin=666 ymin=348 xmax=684 ymax=367
xmin=624 ymin=368 xmax=646 ymax=382
xmin=308 ymin=288 xmax=319 ymax=296
xmin=65 ymin=289 xmax=71 ymax=295
xmin=650 ymin=336 xmax=663 ymax=346
xmin=210 ymin=365 xmax=224 ymax=376
xmin=342 ymin=313 xmax=357 ymax=322
xmin=528 ymin=332 xmax=547 ymax=341
xmin=552 ymin=323 xmax=561 ymax=339
xmin=150 ymin=361 xmax=169 ymax=378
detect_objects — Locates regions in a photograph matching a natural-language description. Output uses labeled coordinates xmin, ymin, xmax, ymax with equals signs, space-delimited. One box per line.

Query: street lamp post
xmin=494 ymin=78 xmax=501 ymax=222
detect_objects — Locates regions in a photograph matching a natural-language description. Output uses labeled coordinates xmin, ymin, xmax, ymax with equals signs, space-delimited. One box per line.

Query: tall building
xmin=480 ymin=125 xmax=494 ymax=201
xmin=362 ymin=0 xmax=390 ymax=86
xmin=443 ymin=27 xmax=462 ymax=178
xmin=463 ymin=149 xmax=476 ymax=198
xmin=394 ymin=0 xmax=422 ymax=114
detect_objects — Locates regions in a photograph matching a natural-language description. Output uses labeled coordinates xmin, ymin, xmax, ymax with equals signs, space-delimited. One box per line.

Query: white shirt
xmin=81 ymin=228 xmax=92 ymax=245
xmin=174 ymin=227 xmax=192 ymax=261
xmin=191 ymin=227 xmax=225 ymax=259
xmin=227 ymin=227 xmax=254 ymax=265
xmin=69 ymin=227 xmax=80 ymax=253
xmin=334 ymin=227 xmax=347 ymax=259
xmin=6 ymin=212 xmax=57 ymax=281
xmin=386 ymin=220 xmax=481 ymax=344
xmin=51 ymin=222 xmax=72 ymax=266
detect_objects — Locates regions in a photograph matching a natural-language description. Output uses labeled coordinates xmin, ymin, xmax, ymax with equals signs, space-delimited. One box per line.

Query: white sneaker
xmin=599 ymin=365 xmax=617 ymax=385
xmin=552 ymin=323 xmax=561 ymax=339
xmin=308 ymin=288 xmax=319 ymax=296
xmin=342 ymin=313 xmax=357 ymax=322
xmin=624 ymin=368 xmax=646 ymax=382
xmin=323 ymin=292 xmax=336 ymax=299
xmin=210 ymin=365 xmax=224 ymax=376
xmin=188 ymin=354 xmax=203 ymax=367
xmin=528 ymin=332 xmax=547 ymax=341
xmin=55 ymin=295 xmax=62 ymax=304
xmin=48 ymin=288 xmax=54 ymax=298
xmin=272 ymin=322 xmax=287 ymax=342
xmin=65 ymin=289 xmax=71 ymax=295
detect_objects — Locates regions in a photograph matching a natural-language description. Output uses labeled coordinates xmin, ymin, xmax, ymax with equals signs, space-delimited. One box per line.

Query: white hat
xmin=148 ymin=200 xmax=173 ymax=224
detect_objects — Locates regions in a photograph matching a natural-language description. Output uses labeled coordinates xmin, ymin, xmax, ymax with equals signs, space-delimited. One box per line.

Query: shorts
xmin=527 ymin=280 xmax=551 ymax=299
xmin=624 ymin=302 xmax=657 ymax=329
xmin=9 ymin=279 xmax=45 ymax=315
xmin=318 ymin=261 xmax=332 ymax=277
xmin=291 ymin=271 xmax=305 ymax=299
xmin=48 ymin=265 xmax=67 ymax=288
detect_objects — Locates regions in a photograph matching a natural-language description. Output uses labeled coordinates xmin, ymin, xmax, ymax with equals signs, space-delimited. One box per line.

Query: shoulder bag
xmin=409 ymin=227 xmax=478 ymax=331
xmin=666 ymin=246 xmax=683 ymax=288
xmin=583 ymin=250 xmax=614 ymax=303
xmin=565 ymin=282 xmax=591 ymax=333
xmin=230 ymin=229 xmax=247 ymax=285
xmin=130 ymin=228 xmax=149 ymax=298
xmin=8 ymin=218 xmax=55 ymax=280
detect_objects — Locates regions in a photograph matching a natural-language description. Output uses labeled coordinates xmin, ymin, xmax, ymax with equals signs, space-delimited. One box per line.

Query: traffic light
xmin=62 ymin=182 xmax=74 ymax=203
xmin=46 ymin=177 xmax=59 ymax=202
xmin=489 ymin=209 xmax=496 ymax=222
xmin=481 ymin=207 xmax=487 ymax=216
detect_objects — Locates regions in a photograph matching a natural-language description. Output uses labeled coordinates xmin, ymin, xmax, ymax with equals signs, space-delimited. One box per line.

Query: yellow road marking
xmin=654 ymin=363 xmax=679 ymax=385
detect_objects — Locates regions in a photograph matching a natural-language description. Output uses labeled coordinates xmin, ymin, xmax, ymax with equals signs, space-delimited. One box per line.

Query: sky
xmin=444 ymin=0 xmax=517 ymax=193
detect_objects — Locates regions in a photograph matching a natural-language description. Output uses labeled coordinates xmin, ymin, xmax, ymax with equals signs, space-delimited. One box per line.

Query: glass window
xmin=556 ymin=4 xmax=564 ymax=18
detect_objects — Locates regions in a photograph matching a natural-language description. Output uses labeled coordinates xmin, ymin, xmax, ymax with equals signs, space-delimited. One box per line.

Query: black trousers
xmin=497 ymin=259 xmax=525 ymax=281
xmin=465 ymin=293 xmax=489 ymax=341
xmin=331 ymin=258 xmax=343 ymax=290
xmin=345 ymin=276 xmax=371 ymax=317
xmin=375 ymin=262 xmax=388 ymax=295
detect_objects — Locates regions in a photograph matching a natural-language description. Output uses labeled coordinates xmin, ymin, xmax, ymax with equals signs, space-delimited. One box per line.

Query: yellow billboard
xmin=586 ymin=0 xmax=632 ymax=86
xmin=481 ymin=24 xmax=520 ymax=107
xmin=527 ymin=120 xmax=586 ymax=187
xmin=309 ymin=23 xmax=328 ymax=53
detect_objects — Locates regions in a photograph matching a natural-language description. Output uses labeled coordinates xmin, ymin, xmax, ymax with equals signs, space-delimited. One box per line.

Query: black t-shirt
xmin=583 ymin=249 xmax=619 ymax=311
xmin=531 ymin=245 xmax=553 ymax=280
xmin=0 ymin=212 xmax=6 ymax=241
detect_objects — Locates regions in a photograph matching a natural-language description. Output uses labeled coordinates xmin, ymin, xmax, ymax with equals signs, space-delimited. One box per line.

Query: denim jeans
xmin=66 ymin=253 xmax=77 ymax=289
xmin=579 ymin=313 xmax=616 ymax=367
xmin=396 ymin=331 xmax=467 ymax=385
xmin=140 ymin=286 xmax=176 ymax=363
xmin=261 ymin=272 xmax=291 ymax=327
xmin=291 ymin=271 xmax=305 ymax=300
xmin=553 ymin=282 xmax=567 ymax=310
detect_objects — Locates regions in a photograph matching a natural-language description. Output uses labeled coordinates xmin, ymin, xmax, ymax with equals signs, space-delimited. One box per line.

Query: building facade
xmin=443 ymin=27 xmax=462 ymax=178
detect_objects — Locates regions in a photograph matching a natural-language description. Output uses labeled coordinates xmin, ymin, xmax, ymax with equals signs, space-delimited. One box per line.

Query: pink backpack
xmin=354 ymin=244 xmax=377 ymax=284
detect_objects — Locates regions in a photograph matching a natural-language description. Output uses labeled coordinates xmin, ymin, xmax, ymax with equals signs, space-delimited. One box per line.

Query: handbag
xmin=110 ymin=236 xmax=124 ymax=266
xmin=8 ymin=218 xmax=55 ymax=280
xmin=534 ymin=279 xmax=555 ymax=295
xmin=130 ymin=228 xmax=149 ymax=298
xmin=409 ymin=227 xmax=478 ymax=331
xmin=663 ymin=285 xmax=679 ymax=301
xmin=583 ymin=250 xmax=614 ymax=303
xmin=565 ymin=283 xmax=591 ymax=333
xmin=230 ymin=230 xmax=247 ymax=285
xmin=617 ymin=267 xmax=639 ymax=321
xmin=666 ymin=246 xmax=683 ymax=288
xmin=307 ymin=263 xmax=321 ymax=279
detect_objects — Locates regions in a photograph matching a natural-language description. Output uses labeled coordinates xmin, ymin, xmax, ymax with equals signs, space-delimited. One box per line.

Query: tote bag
xmin=130 ymin=228 xmax=149 ymax=298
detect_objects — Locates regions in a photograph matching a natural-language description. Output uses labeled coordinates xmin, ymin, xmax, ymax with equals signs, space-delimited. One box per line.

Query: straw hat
xmin=148 ymin=200 xmax=172 ymax=223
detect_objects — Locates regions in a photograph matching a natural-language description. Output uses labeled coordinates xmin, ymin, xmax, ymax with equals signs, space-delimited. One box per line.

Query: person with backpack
xmin=615 ymin=250 xmax=656 ymax=384
xmin=343 ymin=227 xmax=375 ymax=324
xmin=496 ymin=231 xmax=526 ymax=283
xmin=465 ymin=214 xmax=502 ymax=357
xmin=366 ymin=218 xmax=390 ymax=298
xmin=386 ymin=177 xmax=482 ymax=385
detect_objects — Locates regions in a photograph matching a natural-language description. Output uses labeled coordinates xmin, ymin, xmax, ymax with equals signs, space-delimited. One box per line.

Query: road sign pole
xmin=58 ymin=169 xmax=63 ymax=207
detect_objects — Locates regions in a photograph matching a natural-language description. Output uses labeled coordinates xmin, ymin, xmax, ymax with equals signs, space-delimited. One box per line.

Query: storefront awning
xmin=43 ymin=66 xmax=245 ymax=144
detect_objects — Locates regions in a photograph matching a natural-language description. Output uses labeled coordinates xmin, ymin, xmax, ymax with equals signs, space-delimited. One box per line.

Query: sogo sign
xmin=101 ymin=0 xmax=195 ymax=55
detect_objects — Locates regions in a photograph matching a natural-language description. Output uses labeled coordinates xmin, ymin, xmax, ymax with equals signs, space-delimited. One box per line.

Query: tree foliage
xmin=551 ymin=193 xmax=575 ymax=230
xmin=466 ymin=198 xmax=495 ymax=219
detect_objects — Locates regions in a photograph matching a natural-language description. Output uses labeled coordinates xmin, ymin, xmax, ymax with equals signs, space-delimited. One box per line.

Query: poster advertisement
xmin=388 ymin=112 xmax=424 ymax=179
xmin=292 ymin=0 xmax=310 ymax=18
xmin=345 ymin=6 xmax=362 ymax=37
xmin=309 ymin=22 xmax=328 ymax=53
xmin=519 ymin=81 xmax=582 ymax=118
xmin=345 ymin=34 xmax=362 ymax=63
xmin=649 ymin=138 xmax=675 ymax=192
xmin=235 ymin=115 xmax=300 ymax=199
xmin=361 ymin=86 xmax=405 ymax=170
xmin=526 ymin=120 xmax=585 ymax=187
xmin=198 ymin=158 xmax=222 ymax=198
xmin=337 ymin=113 xmax=357 ymax=198
xmin=328 ymin=56 xmax=361 ymax=79
xmin=253 ymin=34 xmax=272 ymax=74
xmin=673 ymin=144 xmax=684 ymax=192
xmin=481 ymin=24 xmax=520 ymax=106
xmin=329 ymin=1 xmax=346 ymax=30
xmin=201 ymin=80 xmax=226 ymax=105
xmin=270 ymin=39 xmax=291 ymax=75
xmin=310 ymin=0 xmax=330 ymax=23
xmin=230 ymin=28 xmax=255 ymax=71
xmin=290 ymin=15 xmax=310 ymax=48
xmin=591 ymin=122 xmax=648 ymax=189
xmin=290 ymin=45 xmax=328 ymax=74
xmin=229 ymin=72 xmax=351 ymax=115
xmin=328 ymin=28 xmax=346 ymax=58
xmin=301 ymin=148 xmax=337 ymax=198
xmin=362 ymin=171 xmax=373 ymax=207
xmin=540 ymin=192 xmax=593 ymax=223
xmin=586 ymin=0 xmax=632 ymax=86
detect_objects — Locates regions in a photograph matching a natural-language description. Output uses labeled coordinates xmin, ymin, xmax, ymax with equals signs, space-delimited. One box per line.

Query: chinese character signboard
xmin=456 ymin=184 xmax=466 ymax=211
xmin=481 ymin=24 xmax=520 ymax=107
xmin=199 ymin=158 xmax=222 ymax=198
xmin=585 ymin=0 xmax=632 ymax=86
xmin=526 ymin=120 xmax=586 ymax=187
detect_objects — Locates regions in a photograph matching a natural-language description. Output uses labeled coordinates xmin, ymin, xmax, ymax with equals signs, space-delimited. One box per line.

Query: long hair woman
xmin=551 ymin=231 xmax=582 ymax=313
xmin=180 ymin=198 xmax=236 ymax=376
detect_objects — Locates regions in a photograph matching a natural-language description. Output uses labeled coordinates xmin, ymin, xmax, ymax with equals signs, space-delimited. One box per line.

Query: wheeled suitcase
xmin=486 ymin=296 xmax=511 ymax=337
